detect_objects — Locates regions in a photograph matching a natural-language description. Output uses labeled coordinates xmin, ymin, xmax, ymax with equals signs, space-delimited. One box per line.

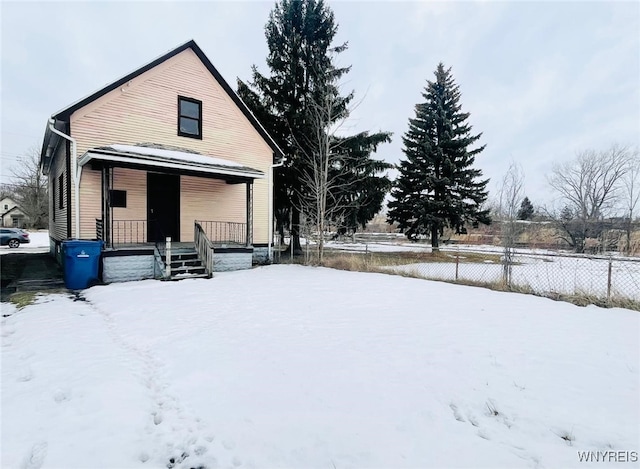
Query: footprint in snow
xmin=17 ymin=366 xmax=34 ymax=382
xmin=53 ymin=389 xmax=71 ymax=403
xmin=449 ymin=403 xmax=465 ymax=422
xmin=21 ymin=441 xmax=48 ymax=469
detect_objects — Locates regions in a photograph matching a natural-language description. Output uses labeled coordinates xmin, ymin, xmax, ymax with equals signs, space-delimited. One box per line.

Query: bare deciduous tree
xmin=622 ymin=148 xmax=640 ymax=254
xmin=498 ymin=162 xmax=524 ymax=284
xmin=547 ymin=144 xmax=631 ymax=253
xmin=292 ymin=81 xmax=354 ymax=263
xmin=9 ymin=147 xmax=48 ymax=229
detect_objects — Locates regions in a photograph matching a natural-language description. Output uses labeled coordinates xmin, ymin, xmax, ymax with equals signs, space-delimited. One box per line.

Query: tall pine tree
xmin=388 ymin=63 xmax=491 ymax=250
xmin=238 ymin=0 xmax=391 ymax=254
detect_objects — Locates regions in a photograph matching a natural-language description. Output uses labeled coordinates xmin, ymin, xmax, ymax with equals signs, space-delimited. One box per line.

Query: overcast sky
xmin=1 ymin=0 xmax=638 ymax=207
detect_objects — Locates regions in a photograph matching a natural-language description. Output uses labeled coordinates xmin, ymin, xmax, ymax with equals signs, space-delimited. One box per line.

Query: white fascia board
xmin=79 ymin=151 xmax=265 ymax=179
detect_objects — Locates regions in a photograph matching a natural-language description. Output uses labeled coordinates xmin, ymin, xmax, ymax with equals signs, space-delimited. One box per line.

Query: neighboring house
xmin=39 ymin=40 xmax=284 ymax=283
xmin=0 ymin=197 xmax=28 ymax=228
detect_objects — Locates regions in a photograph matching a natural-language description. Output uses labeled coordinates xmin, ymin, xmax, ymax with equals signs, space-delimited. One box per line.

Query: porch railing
xmin=95 ymin=219 xmax=104 ymax=241
xmin=194 ymin=221 xmax=215 ymax=276
xmin=196 ymin=220 xmax=247 ymax=245
xmin=150 ymin=220 xmax=170 ymax=278
xmin=112 ymin=220 xmax=147 ymax=246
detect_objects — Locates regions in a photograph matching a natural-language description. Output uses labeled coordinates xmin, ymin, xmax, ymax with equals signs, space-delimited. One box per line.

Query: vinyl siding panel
xmin=49 ymin=143 xmax=68 ymax=241
xmin=180 ymin=177 xmax=246 ymax=242
xmin=111 ymin=168 xmax=147 ymax=223
xmin=70 ymin=48 xmax=273 ymax=242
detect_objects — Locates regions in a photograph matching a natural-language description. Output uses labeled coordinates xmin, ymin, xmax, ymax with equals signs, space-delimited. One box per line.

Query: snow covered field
xmin=2 ymin=265 xmax=638 ymax=468
xmin=390 ymin=254 xmax=640 ymax=301
xmin=323 ymin=241 xmax=640 ymax=301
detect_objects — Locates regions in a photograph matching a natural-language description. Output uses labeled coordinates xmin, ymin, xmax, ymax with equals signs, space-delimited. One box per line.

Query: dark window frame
xmin=177 ymin=96 xmax=203 ymax=139
xmin=58 ymin=174 xmax=64 ymax=209
xmin=52 ymin=177 xmax=56 ymax=222
xmin=109 ymin=190 xmax=127 ymax=208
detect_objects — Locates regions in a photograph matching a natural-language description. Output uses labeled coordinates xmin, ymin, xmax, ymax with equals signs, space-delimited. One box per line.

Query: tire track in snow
xmin=78 ymin=293 xmax=239 ymax=469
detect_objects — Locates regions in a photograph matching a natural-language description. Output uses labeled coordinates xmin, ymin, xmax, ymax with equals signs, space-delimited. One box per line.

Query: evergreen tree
xmin=331 ymin=132 xmax=392 ymax=235
xmin=238 ymin=0 xmax=391 ymax=254
xmin=237 ymin=0 xmax=347 ymax=254
xmin=387 ymin=63 xmax=491 ymax=250
xmin=517 ymin=196 xmax=534 ymax=220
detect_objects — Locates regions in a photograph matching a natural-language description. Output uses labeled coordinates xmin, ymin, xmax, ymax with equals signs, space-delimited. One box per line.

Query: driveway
xmin=0 ymin=251 xmax=65 ymax=302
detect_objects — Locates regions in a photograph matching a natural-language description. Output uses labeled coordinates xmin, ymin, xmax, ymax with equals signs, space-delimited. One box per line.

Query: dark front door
xmin=147 ymin=173 xmax=180 ymax=242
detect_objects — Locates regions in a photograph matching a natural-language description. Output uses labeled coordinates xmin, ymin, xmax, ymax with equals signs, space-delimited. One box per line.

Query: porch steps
xmin=163 ymin=248 xmax=210 ymax=280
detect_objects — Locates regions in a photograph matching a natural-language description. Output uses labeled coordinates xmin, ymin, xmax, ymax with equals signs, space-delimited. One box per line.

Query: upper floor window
xmin=178 ymin=96 xmax=202 ymax=139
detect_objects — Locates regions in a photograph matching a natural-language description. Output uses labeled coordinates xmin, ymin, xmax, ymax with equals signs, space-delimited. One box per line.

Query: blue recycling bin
xmin=62 ymin=240 xmax=103 ymax=290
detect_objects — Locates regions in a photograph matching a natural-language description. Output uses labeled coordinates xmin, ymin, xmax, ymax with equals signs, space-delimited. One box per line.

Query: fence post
xmin=455 ymin=248 xmax=459 ymax=281
xmin=607 ymin=255 xmax=613 ymax=301
xmin=165 ymin=237 xmax=172 ymax=279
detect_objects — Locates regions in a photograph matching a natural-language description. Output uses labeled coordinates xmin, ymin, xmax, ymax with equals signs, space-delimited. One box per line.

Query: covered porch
xmin=79 ymin=144 xmax=266 ymax=281
xmin=81 ymin=144 xmax=263 ymax=250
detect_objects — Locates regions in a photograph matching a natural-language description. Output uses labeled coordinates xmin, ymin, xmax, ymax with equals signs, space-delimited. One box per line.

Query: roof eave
xmin=80 ymin=149 xmax=265 ymax=180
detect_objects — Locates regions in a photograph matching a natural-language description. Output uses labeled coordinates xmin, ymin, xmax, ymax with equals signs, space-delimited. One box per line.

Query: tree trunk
xmin=431 ymin=225 xmax=439 ymax=252
xmin=626 ymin=217 xmax=632 ymax=256
xmin=285 ymin=208 xmax=304 ymax=256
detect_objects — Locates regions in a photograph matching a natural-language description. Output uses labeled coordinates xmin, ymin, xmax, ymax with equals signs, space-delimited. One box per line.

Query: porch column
xmin=101 ymin=165 xmax=111 ymax=247
xmin=246 ymin=181 xmax=253 ymax=247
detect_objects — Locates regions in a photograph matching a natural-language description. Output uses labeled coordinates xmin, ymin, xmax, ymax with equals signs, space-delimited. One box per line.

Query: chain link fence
xmin=387 ymin=248 xmax=640 ymax=304
xmin=304 ymin=239 xmax=640 ymax=308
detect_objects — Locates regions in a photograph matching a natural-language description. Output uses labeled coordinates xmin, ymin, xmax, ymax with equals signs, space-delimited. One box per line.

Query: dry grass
xmin=8 ymin=292 xmax=39 ymax=309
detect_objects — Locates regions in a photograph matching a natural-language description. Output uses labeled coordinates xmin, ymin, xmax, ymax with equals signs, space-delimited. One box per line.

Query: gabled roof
xmin=50 ymin=39 xmax=283 ymax=158
xmin=1 ymin=205 xmax=26 ymax=218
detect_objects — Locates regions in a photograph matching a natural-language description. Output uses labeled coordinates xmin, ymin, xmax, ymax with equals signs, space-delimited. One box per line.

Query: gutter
xmin=48 ymin=119 xmax=80 ymax=239
xmin=268 ymin=157 xmax=286 ymax=261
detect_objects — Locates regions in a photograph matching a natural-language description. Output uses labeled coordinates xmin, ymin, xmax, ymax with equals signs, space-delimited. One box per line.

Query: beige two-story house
xmin=40 ymin=40 xmax=283 ymax=282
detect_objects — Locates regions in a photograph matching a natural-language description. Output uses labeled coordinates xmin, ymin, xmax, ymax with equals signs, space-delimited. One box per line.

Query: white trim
xmin=79 ymin=151 xmax=265 ymax=179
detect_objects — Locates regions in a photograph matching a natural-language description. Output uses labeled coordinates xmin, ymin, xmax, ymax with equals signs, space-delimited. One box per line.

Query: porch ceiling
xmin=78 ymin=144 xmax=265 ymax=181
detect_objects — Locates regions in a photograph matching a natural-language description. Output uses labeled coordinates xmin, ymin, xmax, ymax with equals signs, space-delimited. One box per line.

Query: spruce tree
xmin=387 ymin=63 xmax=491 ymax=250
xmin=331 ymin=132 xmax=392 ymax=235
xmin=237 ymin=0 xmax=347 ymax=254
xmin=238 ymin=0 xmax=391 ymax=254
xmin=517 ymin=196 xmax=534 ymax=220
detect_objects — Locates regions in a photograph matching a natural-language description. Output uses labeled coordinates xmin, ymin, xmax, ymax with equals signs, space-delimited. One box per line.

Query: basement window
xmin=178 ymin=96 xmax=202 ymax=139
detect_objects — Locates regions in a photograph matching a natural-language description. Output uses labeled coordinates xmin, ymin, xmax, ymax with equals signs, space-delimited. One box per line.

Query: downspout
xmin=268 ymin=157 xmax=286 ymax=261
xmin=48 ymin=119 xmax=80 ymax=239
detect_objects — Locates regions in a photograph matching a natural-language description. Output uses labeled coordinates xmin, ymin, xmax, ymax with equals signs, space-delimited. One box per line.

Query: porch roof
xmin=78 ymin=144 xmax=265 ymax=181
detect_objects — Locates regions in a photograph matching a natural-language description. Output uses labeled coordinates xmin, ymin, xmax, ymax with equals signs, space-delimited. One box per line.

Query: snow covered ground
xmin=0 ymin=230 xmax=50 ymax=255
xmin=322 ymin=240 xmax=640 ymax=301
xmin=2 ymin=265 xmax=638 ymax=468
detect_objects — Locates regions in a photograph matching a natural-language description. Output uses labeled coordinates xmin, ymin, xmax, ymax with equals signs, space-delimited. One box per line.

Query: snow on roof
xmin=107 ymin=144 xmax=245 ymax=168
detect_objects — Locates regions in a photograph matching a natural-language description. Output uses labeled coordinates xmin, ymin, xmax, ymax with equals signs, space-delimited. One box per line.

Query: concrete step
xmin=169 ymin=272 xmax=210 ymax=281
xmin=171 ymin=266 xmax=206 ymax=276
xmin=164 ymin=252 xmax=198 ymax=262
xmin=170 ymin=259 xmax=201 ymax=268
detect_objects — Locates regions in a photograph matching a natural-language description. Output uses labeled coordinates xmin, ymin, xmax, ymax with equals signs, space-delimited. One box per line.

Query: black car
xmin=0 ymin=228 xmax=30 ymax=248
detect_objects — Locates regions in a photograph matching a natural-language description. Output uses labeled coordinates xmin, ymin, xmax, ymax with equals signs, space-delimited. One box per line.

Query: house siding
xmin=180 ymin=176 xmax=246 ymax=242
xmin=70 ymin=48 xmax=272 ymax=244
xmin=49 ymin=143 xmax=69 ymax=241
